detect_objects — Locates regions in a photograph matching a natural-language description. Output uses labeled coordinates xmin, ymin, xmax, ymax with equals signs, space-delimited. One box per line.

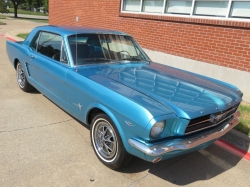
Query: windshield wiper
xmin=83 ymin=58 xmax=110 ymax=62
xmin=121 ymin=57 xmax=151 ymax=62
xmin=121 ymin=57 xmax=142 ymax=61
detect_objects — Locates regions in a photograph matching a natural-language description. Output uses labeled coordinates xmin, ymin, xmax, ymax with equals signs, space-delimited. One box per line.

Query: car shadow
xmin=27 ymin=88 xmax=41 ymax=94
xmin=119 ymin=143 xmax=247 ymax=185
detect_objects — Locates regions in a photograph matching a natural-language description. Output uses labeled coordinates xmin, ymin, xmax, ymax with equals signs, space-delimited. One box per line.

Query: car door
xmin=26 ymin=31 xmax=70 ymax=106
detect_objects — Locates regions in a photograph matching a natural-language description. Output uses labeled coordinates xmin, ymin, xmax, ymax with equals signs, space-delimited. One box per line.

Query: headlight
xmin=150 ymin=121 xmax=165 ymax=138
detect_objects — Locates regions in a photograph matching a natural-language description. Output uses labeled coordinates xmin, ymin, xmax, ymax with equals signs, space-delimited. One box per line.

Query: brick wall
xmin=49 ymin=0 xmax=250 ymax=72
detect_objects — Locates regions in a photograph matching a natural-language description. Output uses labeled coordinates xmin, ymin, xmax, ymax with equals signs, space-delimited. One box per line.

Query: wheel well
xmin=87 ymin=108 xmax=105 ymax=125
xmin=14 ymin=58 xmax=19 ymax=70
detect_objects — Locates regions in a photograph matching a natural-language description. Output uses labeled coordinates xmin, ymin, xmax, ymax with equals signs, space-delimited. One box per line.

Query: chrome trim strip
xmin=227 ymin=107 xmax=236 ymax=114
xmin=128 ymin=111 xmax=241 ymax=157
xmin=188 ymin=118 xmax=210 ymax=127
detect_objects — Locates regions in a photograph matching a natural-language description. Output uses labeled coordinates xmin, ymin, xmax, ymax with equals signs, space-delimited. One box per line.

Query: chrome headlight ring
xmin=150 ymin=121 xmax=165 ymax=138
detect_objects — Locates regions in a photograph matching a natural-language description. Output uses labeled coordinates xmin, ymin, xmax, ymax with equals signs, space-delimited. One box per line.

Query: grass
xmin=0 ymin=15 xmax=7 ymax=19
xmin=0 ymin=15 xmax=6 ymax=24
xmin=8 ymin=8 xmax=47 ymax=16
xmin=234 ymin=102 xmax=250 ymax=136
xmin=17 ymin=33 xmax=29 ymax=39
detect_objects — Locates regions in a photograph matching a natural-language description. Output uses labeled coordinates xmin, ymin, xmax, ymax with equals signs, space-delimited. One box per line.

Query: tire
xmin=90 ymin=113 xmax=132 ymax=170
xmin=16 ymin=62 xmax=33 ymax=92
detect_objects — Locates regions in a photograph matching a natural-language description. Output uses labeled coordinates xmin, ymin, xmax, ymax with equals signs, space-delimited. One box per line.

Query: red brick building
xmin=49 ymin=0 xmax=250 ymax=101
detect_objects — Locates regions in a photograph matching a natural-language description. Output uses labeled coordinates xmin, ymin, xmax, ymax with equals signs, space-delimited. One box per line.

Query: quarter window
xmin=30 ymin=32 xmax=40 ymax=51
xmin=61 ymin=42 xmax=68 ymax=64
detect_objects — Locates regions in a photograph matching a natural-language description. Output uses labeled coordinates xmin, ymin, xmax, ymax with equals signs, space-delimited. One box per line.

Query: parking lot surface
xmin=0 ymin=19 xmax=250 ymax=187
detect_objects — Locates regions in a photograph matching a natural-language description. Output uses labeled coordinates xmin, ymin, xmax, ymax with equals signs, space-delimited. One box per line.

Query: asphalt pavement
xmin=0 ymin=18 xmax=250 ymax=187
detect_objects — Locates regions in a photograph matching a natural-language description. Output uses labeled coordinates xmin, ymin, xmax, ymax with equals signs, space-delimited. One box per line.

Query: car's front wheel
xmin=16 ymin=61 xmax=33 ymax=92
xmin=90 ymin=113 xmax=132 ymax=170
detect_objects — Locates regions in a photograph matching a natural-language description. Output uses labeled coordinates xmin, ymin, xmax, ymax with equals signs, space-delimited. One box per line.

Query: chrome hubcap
xmin=17 ymin=64 xmax=25 ymax=88
xmin=94 ymin=120 xmax=117 ymax=160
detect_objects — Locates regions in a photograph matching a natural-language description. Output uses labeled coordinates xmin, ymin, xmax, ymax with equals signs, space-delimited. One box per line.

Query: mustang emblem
xmin=210 ymin=113 xmax=225 ymax=123
xmin=73 ymin=103 xmax=82 ymax=111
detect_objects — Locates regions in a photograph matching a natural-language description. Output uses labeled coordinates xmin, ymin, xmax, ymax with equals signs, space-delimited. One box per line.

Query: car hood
xmin=78 ymin=62 xmax=242 ymax=119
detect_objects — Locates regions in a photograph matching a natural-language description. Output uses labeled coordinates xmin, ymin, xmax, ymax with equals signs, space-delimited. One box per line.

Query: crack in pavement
xmin=0 ymin=119 xmax=73 ymax=134
xmin=68 ymin=122 xmax=90 ymax=144
xmin=122 ymin=174 xmax=137 ymax=187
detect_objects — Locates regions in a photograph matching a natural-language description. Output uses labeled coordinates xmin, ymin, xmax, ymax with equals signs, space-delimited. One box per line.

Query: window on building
xmin=123 ymin=0 xmax=141 ymax=12
xmin=121 ymin=0 xmax=250 ymax=20
xmin=194 ymin=1 xmax=229 ymax=17
xmin=165 ymin=0 xmax=192 ymax=15
xmin=142 ymin=0 xmax=164 ymax=13
xmin=230 ymin=1 xmax=250 ymax=18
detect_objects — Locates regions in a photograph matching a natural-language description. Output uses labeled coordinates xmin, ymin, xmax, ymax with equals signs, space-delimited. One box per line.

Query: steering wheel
xmin=117 ymin=50 xmax=131 ymax=56
xmin=52 ymin=53 xmax=60 ymax=61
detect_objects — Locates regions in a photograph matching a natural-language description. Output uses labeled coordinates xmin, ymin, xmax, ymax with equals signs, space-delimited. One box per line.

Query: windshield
xmin=68 ymin=34 xmax=150 ymax=65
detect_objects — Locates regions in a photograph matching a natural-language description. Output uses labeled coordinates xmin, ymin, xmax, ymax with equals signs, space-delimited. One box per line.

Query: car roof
xmin=35 ymin=25 xmax=130 ymax=36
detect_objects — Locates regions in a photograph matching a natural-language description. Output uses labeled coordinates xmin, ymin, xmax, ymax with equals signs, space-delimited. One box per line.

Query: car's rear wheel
xmin=90 ymin=113 xmax=132 ymax=170
xmin=16 ymin=62 xmax=33 ymax=92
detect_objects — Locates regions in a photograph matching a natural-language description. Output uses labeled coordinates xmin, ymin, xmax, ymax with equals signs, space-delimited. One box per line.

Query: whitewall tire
xmin=90 ymin=113 xmax=132 ymax=170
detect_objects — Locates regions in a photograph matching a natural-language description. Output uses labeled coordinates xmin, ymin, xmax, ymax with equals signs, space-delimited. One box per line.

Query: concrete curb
xmin=220 ymin=128 xmax=250 ymax=153
xmin=0 ymin=13 xmax=48 ymax=20
xmin=5 ymin=32 xmax=24 ymax=41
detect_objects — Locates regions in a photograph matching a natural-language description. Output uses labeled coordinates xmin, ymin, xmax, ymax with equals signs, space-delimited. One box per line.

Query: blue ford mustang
xmin=6 ymin=25 xmax=242 ymax=169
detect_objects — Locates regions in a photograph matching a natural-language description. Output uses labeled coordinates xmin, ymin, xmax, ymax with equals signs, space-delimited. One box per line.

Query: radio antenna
xmin=75 ymin=16 xmax=78 ymax=72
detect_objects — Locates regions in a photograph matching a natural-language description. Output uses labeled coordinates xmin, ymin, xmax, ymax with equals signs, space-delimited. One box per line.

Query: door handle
xmin=29 ymin=55 xmax=35 ymax=59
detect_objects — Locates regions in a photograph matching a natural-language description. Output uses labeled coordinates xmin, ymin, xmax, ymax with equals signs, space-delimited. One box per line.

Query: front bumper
xmin=129 ymin=110 xmax=241 ymax=157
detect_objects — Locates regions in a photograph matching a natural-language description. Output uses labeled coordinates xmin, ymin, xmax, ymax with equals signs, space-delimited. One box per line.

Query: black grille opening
xmin=185 ymin=104 xmax=239 ymax=134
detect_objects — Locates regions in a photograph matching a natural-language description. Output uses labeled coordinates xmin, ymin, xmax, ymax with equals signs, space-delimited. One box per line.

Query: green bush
xmin=0 ymin=0 xmax=8 ymax=13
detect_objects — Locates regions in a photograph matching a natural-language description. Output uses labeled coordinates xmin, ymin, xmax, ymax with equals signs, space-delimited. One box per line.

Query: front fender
xmin=85 ymin=102 xmax=127 ymax=144
xmin=85 ymin=102 xmax=152 ymax=159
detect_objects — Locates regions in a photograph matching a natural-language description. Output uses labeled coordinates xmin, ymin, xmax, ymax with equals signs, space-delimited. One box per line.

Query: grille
xmin=185 ymin=105 xmax=238 ymax=134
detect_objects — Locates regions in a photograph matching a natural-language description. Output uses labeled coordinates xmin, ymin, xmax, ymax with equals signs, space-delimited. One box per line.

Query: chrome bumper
xmin=128 ymin=111 xmax=241 ymax=156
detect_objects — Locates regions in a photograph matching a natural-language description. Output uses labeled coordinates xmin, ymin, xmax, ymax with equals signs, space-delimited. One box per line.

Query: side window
xmin=37 ymin=32 xmax=63 ymax=62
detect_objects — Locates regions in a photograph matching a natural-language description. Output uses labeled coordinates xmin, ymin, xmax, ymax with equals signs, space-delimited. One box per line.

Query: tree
xmin=43 ymin=0 xmax=48 ymax=14
xmin=25 ymin=0 xmax=32 ymax=10
xmin=32 ymin=0 xmax=42 ymax=10
xmin=11 ymin=0 xmax=24 ymax=17
xmin=0 ymin=0 xmax=8 ymax=13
